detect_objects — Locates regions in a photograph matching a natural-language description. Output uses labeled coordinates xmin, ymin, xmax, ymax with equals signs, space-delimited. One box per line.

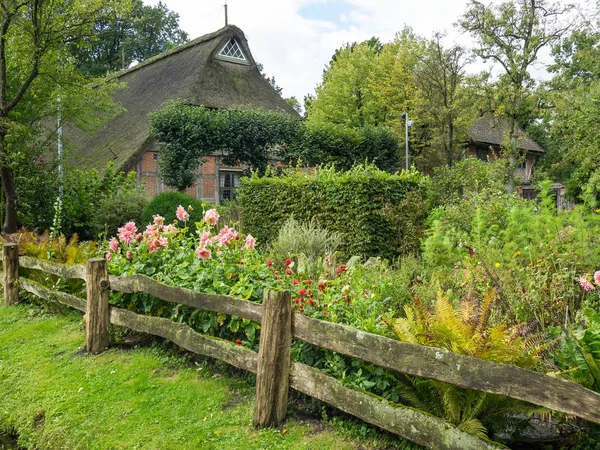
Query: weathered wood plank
xmin=19 ymin=278 xmax=86 ymax=312
xmin=289 ymin=361 xmax=504 ymax=450
xmin=292 ymin=313 xmax=600 ymax=425
xmin=108 ymin=274 xmax=263 ymax=322
xmin=3 ymin=244 xmax=19 ymax=306
xmin=86 ymin=259 xmax=110 ymax=354
xmin=254 ymin=290 xmax=292 ymax=428
xmin=109 ymin=306 xmax=258 ymax=373
xmin=19 ymin=256 xmax=86 ymax=280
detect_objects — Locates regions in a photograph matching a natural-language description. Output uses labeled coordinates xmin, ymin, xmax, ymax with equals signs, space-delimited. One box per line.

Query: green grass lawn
xmin=0 ymin=303 xmax=402 ymax=450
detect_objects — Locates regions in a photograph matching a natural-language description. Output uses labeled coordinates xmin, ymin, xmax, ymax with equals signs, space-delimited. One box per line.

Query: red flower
xmin=294 ymin=297 xmax=300 ymax=304
xmin=322 ymin=311 xmax=328 ymax=315
xmin=305 ymin=279 xmax=313 ymax=285
xmin=292 ymin=279 xmax=299 ymax=285
xmin=285 ymin=258 xmax=292 ymax=266
xmin=318 ymin=283 xmax=326 ymax=292
xmin=299 ymin=288 xmax=307 ymax=297
xmin=285 ymin=268 xmax=293 ymax=276
xmin=235 ymin=339 xmax=242 ymax=345
xmin=344 ymin=296 xmax=351 ymax=303
xmin=267 ymin=260 xmax=272 ymax=267
xmin=308 ymin=298 xmax=314 ymax=306
xmin=338 ymin=264 xmax=347 ymax=272
xmin=231 ymin=273 xmax=237 ymax=279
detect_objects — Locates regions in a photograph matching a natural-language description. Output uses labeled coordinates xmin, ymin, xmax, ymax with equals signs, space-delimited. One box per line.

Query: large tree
xmin=71 ymin=0 xmax=188 ymax=77
xmin=0 ymin=0 xmax=127 ymax=233
xmin=412 ymin=34 xmax=476 ymax=167
xmin=459 ymin=0 xmax=573 ymax=132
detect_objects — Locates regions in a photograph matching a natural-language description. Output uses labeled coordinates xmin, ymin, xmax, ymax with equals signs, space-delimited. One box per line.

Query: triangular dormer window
xmin=217 ymin=38 xmax=247 ymax=63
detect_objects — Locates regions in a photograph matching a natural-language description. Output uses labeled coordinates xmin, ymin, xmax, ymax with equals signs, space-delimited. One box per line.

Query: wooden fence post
xmin=86 ymin=258 xmax=110 ymax=354
xmin=3 ymin=243 xmax=18 ymax=306
xmin=254 ymin=289 xmax=292 ymax=428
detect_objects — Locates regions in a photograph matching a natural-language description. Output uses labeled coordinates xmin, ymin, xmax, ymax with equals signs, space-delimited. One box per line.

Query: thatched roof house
xmin=468 ymin=116 xmax=545 ymax=156
xmin=466 ymin=116 xmax=545 ymax=186
xmin=67 ymin=25 xmax=297 ymax=201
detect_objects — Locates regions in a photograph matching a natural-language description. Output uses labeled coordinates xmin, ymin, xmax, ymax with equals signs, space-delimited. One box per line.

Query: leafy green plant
xmin=140 ymin=191 xmax=206 ymax=227
xmin=93 ymin=190 xmax=148 ymax=239
xmin=239 ymin=164 xmax=431 ymax=259
xmin=385 ymin=290 xmax=548 ymax=440
xmin=552 ymin=308 xmax=600 ymax=391
xmin=270 ymin=216 xmax=341 ymax=264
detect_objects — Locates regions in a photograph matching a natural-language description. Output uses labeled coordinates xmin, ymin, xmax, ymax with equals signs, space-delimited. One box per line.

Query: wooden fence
xmin=3 ymin=242 xmax=600 ymax=450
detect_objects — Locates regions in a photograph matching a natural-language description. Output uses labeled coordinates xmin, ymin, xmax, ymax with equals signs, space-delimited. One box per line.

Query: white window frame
xmin=216 ymin=38 xmax=249 ymax=65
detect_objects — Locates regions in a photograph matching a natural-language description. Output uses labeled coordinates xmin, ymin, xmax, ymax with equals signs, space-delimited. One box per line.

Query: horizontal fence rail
xmin=5 ymin=247 xmax=600 ymax=449
xmin=108 ymin=274 xmax=263 ymax=322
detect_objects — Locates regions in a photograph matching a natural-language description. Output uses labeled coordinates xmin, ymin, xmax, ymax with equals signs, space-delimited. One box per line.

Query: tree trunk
xmin=2 ymin=165 xmax=17 ymax=233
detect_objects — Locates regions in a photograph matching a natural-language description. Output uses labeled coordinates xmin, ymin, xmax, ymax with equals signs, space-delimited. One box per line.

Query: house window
xmin=476 ymin=147 xmax=489 ymax=162
xmin=219 ymin=171 xmax=241 ymax=201
xmin=217 ymin=38 xmax=246 ymax=62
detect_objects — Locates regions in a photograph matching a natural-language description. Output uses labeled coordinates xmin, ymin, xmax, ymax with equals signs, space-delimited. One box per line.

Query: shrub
xmin=141 ymin=192 xmax=206 ymax=226
xmin=421 ymin=183 xmax=600 ymax=326
xmin=92 ymin=190 xmax=149 ymax=239
xmin=270 ymin=217 xmax=341 ymax=262
xmin=238 ymin=165 xmax=431 ymax=260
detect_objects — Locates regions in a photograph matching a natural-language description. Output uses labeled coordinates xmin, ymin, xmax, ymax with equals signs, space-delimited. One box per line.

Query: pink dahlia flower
xmin=117 ymin=221 xmax=137 ymax=244
xmin=176 ymin=205 xmax=189 ymax=222
xmin=580 ymin=276 xmax=595 ymax=292
xmin=594 ymin=271 xmax=600 ymax=286
xmin=204 ymin=208 xmax=219 ymax=226
xmin=244 ymin=234 xmax=256 ymax=250
xmin=195 ymin=246 xmax=211 ymax=259
xmin=199 ymin=231 xmax=211 ymax=247
xmin=109 ymin=237 xmax=119 ymax=253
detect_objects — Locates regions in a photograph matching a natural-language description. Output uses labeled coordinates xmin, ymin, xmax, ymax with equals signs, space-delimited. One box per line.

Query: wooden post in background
xmin=3 ymin=243 xmax=18 ymax=306
xmin=254 ymin=289 xmax=292 ymax=428
xmin=86 ymin=258 xmax=110 ymax=354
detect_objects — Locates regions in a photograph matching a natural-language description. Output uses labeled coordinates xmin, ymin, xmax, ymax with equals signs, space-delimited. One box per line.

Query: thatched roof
xmin=67 ymin=25 xmax=298 ymax=171
xmin=468 ymin=116 xmax=545 ymax=154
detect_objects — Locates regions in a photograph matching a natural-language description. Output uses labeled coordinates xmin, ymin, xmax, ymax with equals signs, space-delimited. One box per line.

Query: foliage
xmin=149 ymin=102 xmax=400 ymax=191
xmin=0 ymin=0 xmax=129 ymax=233
xmin=148 ymin=102 xmax=300 ymax=190
xmin=288 ymin=122 xmax=400 ymax=172
xmin=421 ymin=183 xmax=600 ymax=326
xmin=71 ymin=0 xmax=188 ymax=77
xmin=1 ymin=229 xmax=98 ymax=264
xmin=385 ymin=290 xmax=547 ymax=440
xmin=238 ymin=165 xmax=431 ymax=260
xmin=60 ymin=164 xmax=140 ymax=240
xmin=305 ymin=28 xmax=481 ymax=173
xmin=269 ymin=216 xmax=341 ymax=269
xmin=92 ymin=190 xmax=148 ymax=239
xmin=429 ymin=158 xmax=508 ymax=207
xmin=552 ymin=308 xmax=600 ymax=391
xmin=141 ymin=192 xmax=206 ymax=228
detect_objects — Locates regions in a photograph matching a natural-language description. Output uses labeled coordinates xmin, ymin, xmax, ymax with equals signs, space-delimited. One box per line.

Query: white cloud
xmin=145 ymin=0 xmax=589 ymax=103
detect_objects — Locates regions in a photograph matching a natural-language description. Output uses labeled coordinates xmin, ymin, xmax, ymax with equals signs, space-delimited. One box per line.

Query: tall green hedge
xmin=238 ymin=165 xmax=431 ymax=259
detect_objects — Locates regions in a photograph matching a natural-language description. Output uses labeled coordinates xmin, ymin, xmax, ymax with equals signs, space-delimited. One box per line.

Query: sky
xmin=145 ymin=0 xmax=591 ymax=104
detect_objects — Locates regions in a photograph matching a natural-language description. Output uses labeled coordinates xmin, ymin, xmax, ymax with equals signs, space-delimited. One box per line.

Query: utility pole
xmin=224 ymin=1 xmax=228 ymax=25
xmin=401 ymin=112 xmax=413 ymax=170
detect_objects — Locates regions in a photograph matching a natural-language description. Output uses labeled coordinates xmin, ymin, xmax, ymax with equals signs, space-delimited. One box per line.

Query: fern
xmin=385 ymin=289 xmax=548 ymax=439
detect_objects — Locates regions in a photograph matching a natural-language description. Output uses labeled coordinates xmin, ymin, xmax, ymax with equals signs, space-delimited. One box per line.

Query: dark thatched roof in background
xmin=468 ymin=116 xmax=545 ymax=154
xmin=67 ymin=25 xmax=298 ymax=171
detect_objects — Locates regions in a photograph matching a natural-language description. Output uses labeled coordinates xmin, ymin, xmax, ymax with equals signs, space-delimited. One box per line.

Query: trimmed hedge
xmin=238 ymin=165 xmax=431 ymax=259
xmin=141 ymin=192 xmax=207 ymax=226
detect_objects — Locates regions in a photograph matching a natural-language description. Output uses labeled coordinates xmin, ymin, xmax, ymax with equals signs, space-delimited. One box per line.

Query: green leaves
xmin=238 ymin=165 xmax=430 ymax=260
xmin=149 ymin=101 xmax=401 ymax=192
